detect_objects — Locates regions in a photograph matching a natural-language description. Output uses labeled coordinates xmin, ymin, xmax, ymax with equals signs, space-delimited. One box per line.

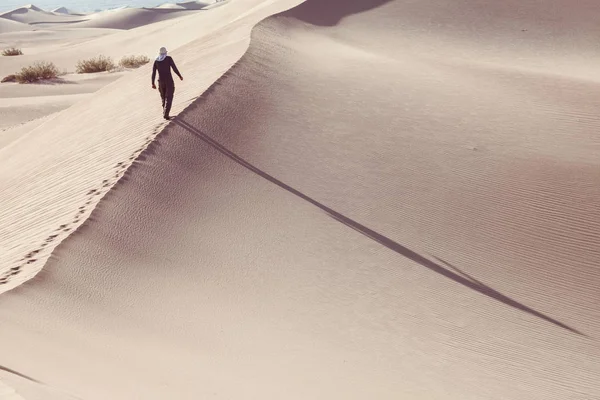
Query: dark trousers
xmin=158 ymin=79 xmax=175 ymax=117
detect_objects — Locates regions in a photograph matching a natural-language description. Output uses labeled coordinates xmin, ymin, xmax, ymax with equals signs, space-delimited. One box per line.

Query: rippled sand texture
xmin=1 ymin=0 xmax=599 ymax=399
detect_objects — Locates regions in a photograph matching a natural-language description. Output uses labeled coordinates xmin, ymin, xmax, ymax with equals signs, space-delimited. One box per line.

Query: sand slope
xmin=0 ymin=17 xmax=32 ymax=33
xmin=1 ymin=0 xmax=600 ymax=399
xmin=0 ymin=72 xmax=127 ymax=130
xmin=0 ymin=0 xmax=306 ymax=291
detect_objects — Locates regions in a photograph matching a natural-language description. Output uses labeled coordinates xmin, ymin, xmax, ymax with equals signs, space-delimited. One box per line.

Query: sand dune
xmin=0 ymin=17 xmax=32 ymax=33
xmin=156 ymin=3 xmax=186 ymax=10
xmin=0 ymin=72 xmax=126 ymax=130
xmin=75 ymin=7 xmax=189 ymax=29
xmin=51 ymin=7 xmax=85 ymax=16
xmin=0 ymin=4 xmax=86 ymax=24
xmin=0 ymin=3 xmax=211 ymax=128
xmin=0 ymin=379 xmax=25 ymax=400
xmin=0 ymin=3 xmax=200 ymax=30
xmin=177 ymin=0 xmax=228 ymax=10
xmin=1 ymin=0 xmax=599 ymax=399
xmin=155 ymin=1 xmax=228 ymax=11
xmin=0 ymin=113 xmax=54 ymax=150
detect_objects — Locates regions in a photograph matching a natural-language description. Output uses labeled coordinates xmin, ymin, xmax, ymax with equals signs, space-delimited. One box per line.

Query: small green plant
xmin=15 ymin=62 xmax=59 ymax=83
xmin=76 ymin=55 xmax=115 ymax=73
xmin=2 ymin=48 xmax=23 ymax=56
xmin=119 ymin=55 xmax=150 ymax=69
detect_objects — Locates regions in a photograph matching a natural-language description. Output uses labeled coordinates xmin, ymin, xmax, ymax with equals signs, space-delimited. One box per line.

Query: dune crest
xmin=0 ymin=0 xmax=305 ymax=293
xmin=0 ymin=4 xmax=84 ymax=24
xmin=1 ymin=0 xmax=599 ymax=399
xmin=51 ymin=7 xmax=85 ymax=16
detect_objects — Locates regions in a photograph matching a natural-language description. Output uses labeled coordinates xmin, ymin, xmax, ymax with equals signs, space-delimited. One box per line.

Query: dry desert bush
xmin=1 ymin=75 xmax=17 ymax=83
xmin=15 ymin=62 xmax=59 ymax=83
xmin=76 ymin=55 xmax=115 ymax=73
xmin=2 ymin=48 xmax=23 ymax=56
xmin=119 ymin=55 xmax=150 ymax=69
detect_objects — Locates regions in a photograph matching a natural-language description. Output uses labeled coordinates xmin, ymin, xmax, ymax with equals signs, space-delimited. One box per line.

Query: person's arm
xmin=151 ymin=61 xmax=157 ymax=87
xmin=170 ymin=58 xmax=183 ymax=80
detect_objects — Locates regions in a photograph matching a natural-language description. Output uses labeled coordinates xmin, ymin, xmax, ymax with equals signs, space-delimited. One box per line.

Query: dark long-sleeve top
xmin=151 ymin=56 xmax=182 ymax=84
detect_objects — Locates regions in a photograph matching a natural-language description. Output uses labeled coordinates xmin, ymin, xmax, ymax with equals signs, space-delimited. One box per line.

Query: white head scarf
xmin=157 ymin=47 xmax=167 ymax=62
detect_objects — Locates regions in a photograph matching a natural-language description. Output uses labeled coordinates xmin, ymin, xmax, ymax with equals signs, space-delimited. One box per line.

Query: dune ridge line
xmin=0 ymin=0 xmax=306 ymax=294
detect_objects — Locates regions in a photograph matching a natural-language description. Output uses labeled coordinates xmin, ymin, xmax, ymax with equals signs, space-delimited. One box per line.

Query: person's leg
xmin=158 ymin=80 xmax=166 ymax=109
xmin=164 ymin=81 xmax=175 ymax=119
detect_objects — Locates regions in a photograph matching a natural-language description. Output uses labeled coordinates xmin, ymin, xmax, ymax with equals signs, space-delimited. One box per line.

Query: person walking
xmin=151 ymin=47 xmax=183 ymax=120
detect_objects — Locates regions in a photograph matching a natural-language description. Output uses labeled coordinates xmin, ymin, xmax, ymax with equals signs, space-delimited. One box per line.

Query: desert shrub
xmin=1 ymin=75 xmax=17 ymax=83
xmin=2 ymin=48 xmax=23 ymax=56
xmin=119 ymin=55 xmax=150 ymax=69
xmin=76 ymin=55 xmax=115 ymax=73
xmin=15 ymin=62 xmax=59 ymax=83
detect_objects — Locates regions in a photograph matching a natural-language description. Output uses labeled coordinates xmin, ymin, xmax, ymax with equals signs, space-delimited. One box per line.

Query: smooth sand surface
xmin=0 ymin=72 xmax=127 ymax=130
xmin=0 ymin=114 xmax=53 ymax=149
xmin=1 ymin=0 xmax=600 ymax=399
xmin=0 ymin=18 xmax=32 ymax=33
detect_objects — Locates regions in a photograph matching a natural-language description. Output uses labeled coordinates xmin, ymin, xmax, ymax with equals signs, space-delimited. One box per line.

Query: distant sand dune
xmin=0 ymin=4 xmax=86 ymax=24
xmin=156 ymin=3 xmax=186 ymax=10
xmin=0 ymin=16 xmax=32 ymax=32
xmin=0 ymin=0 xmax=599 ymax=399
xmin=51 ymin=7 xmax=85 ymax=16
xmin=74 ymin=7 xmax=190 ymax=29
xmin=176 ymin=1 xmax=228 ymax=10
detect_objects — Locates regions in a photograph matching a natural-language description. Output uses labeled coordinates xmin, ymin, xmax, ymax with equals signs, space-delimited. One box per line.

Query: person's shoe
xmin=164 ymin=115 xmax=171 ymax=120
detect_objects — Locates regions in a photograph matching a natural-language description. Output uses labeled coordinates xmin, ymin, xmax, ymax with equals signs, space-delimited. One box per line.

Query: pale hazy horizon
xmin=0 ymin=0 xmax=167 ymax=13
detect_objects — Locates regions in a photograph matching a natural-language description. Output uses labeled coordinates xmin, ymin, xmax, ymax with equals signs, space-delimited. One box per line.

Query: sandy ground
xmin=0 ymin=1 xmax=228 ymax=131
xmin=1 ymin=0 xmax=600 ymax=399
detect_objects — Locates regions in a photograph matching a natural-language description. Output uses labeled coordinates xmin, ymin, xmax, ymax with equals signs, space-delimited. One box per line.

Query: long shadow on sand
xmin=0 ymin=365 xmax=83 ymax=399
xmin=0 ymin=365 xmax=40 ymax=383
xmin=174 ymin=119 xmax=584 ymax=337
xmin=281 ymin=0 xmax=395 ymax=27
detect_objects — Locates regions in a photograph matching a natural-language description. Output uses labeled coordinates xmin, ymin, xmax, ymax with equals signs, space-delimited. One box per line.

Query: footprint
xmin=25 ymin=250 xmax=40 ymax=258
xmin=87 ymin=189 xmax=97 ymax=195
